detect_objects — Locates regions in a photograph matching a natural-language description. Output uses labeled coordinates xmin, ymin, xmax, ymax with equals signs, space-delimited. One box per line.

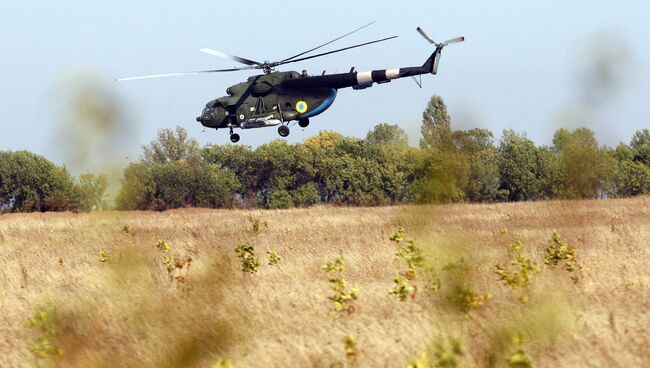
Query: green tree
xmin=552 ymin=128 xmax=610 ymax=198
xmin=116 ymin=163 xmax=155 ymax=210
xmin=202 ymin=144 xmax=259 ymax=204
xmin=630 ymin=129 xmax=650 ymax=166
xmin=78 ymin=173 xmax=109 ymax=211
xmin=0 ymin=151 xmax=79 ymax=212
xmin=142 ymin=126 xmax=200 ymax=165
xmin=454 ymin=128 xmax=500 ymax=202
xmin=420 ymin=95 xmax=453 ymax=151
xmin=366 ymin=123 xmax=409 ymax=146
xmin=605 ymin=143 xmax=650 ymax=197
xmin=497 ymin=130 xmax=558 ymax=201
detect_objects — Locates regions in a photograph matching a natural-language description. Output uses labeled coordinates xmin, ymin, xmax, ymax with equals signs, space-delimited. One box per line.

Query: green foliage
xmin=605 ymin=141 xmax=650 ymax=197
xmin=122 ymin=224 xmax=134 ymax=235
xmin=544 ymin=230 xmax=580 ymax=273
xmin=25 ymin=309 xmax=64 ymax=358
xmin=99 ymin=249 xmax=111 ymax=263
xmin=389 ymin=228 xmax=441 ymax=301
xmin=212 ymin=360 xmax=234 ymax=368
xmin=391 ymin=274 xmax=415 ymax=301
xmin=415 ymin=100 xmax=500 ymax=203
xmin=442 ymin=259 xmax=492 ymax=313
xmin=391 ymin=227 xmax=426 ymax=273
xmin=420 ymin=95 xmax=453 ymax=151
xmin=504 ymin=334 xmax=533 ymax=368
xmin=142 ymin=126 xmax=200 ymax=165
xmin=322 ymin=256 xmax=360 ymax=318
xmin=495 ymin=241 xmax=539 ymax=302
xmin=343 ymin=333 xmax=357 ymax=364
xmin=245 ymin=215 xmax=268 ymax=234
xmin=366 ymin=123 xmax=409 ymax=146
xmin=235 ymin=243 xmax=260 ymax=274
xmin=408 ymin=336 xmax=465 ymax=368
xmin=390 ymin=228 xmax=445 ymax=302
xmin=77 ymin=173 xmax=108 ymax=211
xmin=266 ymin=250 xmax=280 ymax=265
xmin=0 ymin=150 xmax=79 ymax=212
xmin=552 ymin=128 xmax=611 ymax=198
xmin=497 ymin=130 xmax=558 ymax=201
xmin=116 ymin=160 xmax=240 ymax=211
xmin=630 ymin=128 xmax=650 ymax=166
xmin=156 ymin=239 xmax=176 ymax=272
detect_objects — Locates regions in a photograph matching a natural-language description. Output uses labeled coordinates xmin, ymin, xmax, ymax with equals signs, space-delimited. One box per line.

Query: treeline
xmin=0 ymin=151 xmax=108 ymax=212
xmin=2 ymin=95 xmax=650 ymax=212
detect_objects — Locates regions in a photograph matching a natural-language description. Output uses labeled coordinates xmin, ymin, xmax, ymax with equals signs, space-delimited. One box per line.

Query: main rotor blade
xmin=199 ymin=48 xmax=262 ymax=66
xmin=115 ymin=66 xmax=257 ymax=81
xmin=280 ymin=21 xmax=376 ymax=63
xmin=443 ymin=37 xmax=465 ymax=46
xmin=276 ymin=35 xmax=398 ymax=66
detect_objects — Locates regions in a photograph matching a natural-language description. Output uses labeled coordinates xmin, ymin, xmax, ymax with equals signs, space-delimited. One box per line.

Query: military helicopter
xmin=117 ymin=23 xmax=464 ymax=143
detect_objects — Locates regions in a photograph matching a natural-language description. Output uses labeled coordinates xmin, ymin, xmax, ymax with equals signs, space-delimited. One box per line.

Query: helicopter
xmin=117 ymin=23 xmax=464 ymax=143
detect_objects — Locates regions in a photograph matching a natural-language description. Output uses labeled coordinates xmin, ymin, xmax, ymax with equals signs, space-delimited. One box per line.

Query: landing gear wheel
xmin=278 ymin=125 xmax=290 ymax=137
xmin=230 ymin=133 xmax=240 ymax=143
xmin=298 ymin=118 xmax=310 ymax=128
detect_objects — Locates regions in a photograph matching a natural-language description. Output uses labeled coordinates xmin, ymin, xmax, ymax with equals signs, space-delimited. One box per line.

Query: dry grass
xmin=1 ymin=198 xmax=649 ymax=367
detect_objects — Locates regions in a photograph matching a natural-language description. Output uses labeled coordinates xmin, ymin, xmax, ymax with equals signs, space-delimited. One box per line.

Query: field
xmin=1 ymin=197 xmax=649 ymax=367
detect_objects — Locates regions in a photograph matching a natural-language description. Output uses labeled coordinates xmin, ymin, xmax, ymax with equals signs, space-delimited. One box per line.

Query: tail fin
xmin=422 ymin=49 xmax=441 ymax=75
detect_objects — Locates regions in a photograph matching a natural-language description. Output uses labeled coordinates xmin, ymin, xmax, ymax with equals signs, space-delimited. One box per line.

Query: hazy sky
xmin=1 ymin=1 xmax=649 ymax=169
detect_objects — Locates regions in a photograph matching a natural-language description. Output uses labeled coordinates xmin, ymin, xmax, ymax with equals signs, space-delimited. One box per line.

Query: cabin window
xmin=285 ymin=102 xmax=292 ymax=109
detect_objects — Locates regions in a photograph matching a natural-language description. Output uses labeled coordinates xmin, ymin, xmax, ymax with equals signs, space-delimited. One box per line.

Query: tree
xmin=116 ymin=163 xmax=154 ymax=210
xmin=630 ymin=129 xmax=650 ymax=166
xmin=605 ymin=143 xmax=650 ymax=197
xmin=202 ymin=144 xmax=259 ymax=203
xmin=497 ymin=130 xmax=558 ymax=201
xmin=552 ymin=128 xmax=610 ymax=198
xmin=420 ymin=95 xmax=453 ymax=151
xmin=78 ymin=173 xmax=109 ymax=211
xmin=0 ymin=151 xmax=79 ymax=212
xmin=366 ymin=123 xmax=409 ymax=146
xmin=453 ymin=128 xmax=500 ymax=201
xmin=142 ymin=126 xmax=200 ymax=165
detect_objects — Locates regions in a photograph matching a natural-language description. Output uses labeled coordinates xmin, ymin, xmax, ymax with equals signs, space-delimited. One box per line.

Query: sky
xmin=1 ymin=0 xmax=649 ymax=171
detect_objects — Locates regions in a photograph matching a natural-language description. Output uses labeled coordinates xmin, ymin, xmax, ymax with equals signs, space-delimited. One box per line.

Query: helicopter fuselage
xmin=197 ymin=71 xmax=337 ymax=130
xmin=196 ymin=57 xmax=436 ymax=131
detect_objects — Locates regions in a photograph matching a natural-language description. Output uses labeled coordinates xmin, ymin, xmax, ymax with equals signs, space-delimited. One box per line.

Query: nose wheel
xmin=298 ymin=118 xmax=310 ymax=128
xmin=278 ymin=125 xmax=290 ymax=137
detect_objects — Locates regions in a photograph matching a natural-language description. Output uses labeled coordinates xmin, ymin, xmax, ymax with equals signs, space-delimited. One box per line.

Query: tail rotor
xmin=416 ymin=27 xmax=464 ymax=74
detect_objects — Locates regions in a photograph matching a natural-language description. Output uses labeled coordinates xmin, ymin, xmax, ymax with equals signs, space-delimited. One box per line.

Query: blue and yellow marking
xmin=296 ymin=100 xmax=308 ymax=113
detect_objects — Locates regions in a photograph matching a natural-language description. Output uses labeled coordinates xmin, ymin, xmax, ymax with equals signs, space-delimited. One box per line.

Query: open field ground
xmin=1 ymin=198 xmax=649 ymax=367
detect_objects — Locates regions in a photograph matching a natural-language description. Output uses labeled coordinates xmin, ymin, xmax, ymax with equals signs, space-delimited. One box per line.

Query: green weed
xmin=391 ymin=274 xmax=416 ymax=301
xmin=389 ymin=227 xmax=430 ymax=301
xmin=443 ymin=259 xmax=492 ymax=313
xmin=322 ymin=256 xmax=360 ymax=318
xmin=245 ymin=215 xmax=268 ymax=234
xmin=343 ymin=333 xmax=357 ymax=364
xmin=504 ymin=333 xmax=533 ymax=368
xmin=495 ymin=241 xmax=539 ymax=303
xmin=235 ymin=243 xmax=260 ymax=274
xmin=99 ymin=249 xmax=111 ymax=263
xmin=25 ymin=309 xmax=64 ymax=359
xmin=408 ymin=336 xmax=465 ymax=368
xmin=544 ymin=230 xmax=581 ymax=273
xmin=266 ymin=250 xmax=280 ymax=266
xmin=122 ymin=224 xmax=134 ymax=235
